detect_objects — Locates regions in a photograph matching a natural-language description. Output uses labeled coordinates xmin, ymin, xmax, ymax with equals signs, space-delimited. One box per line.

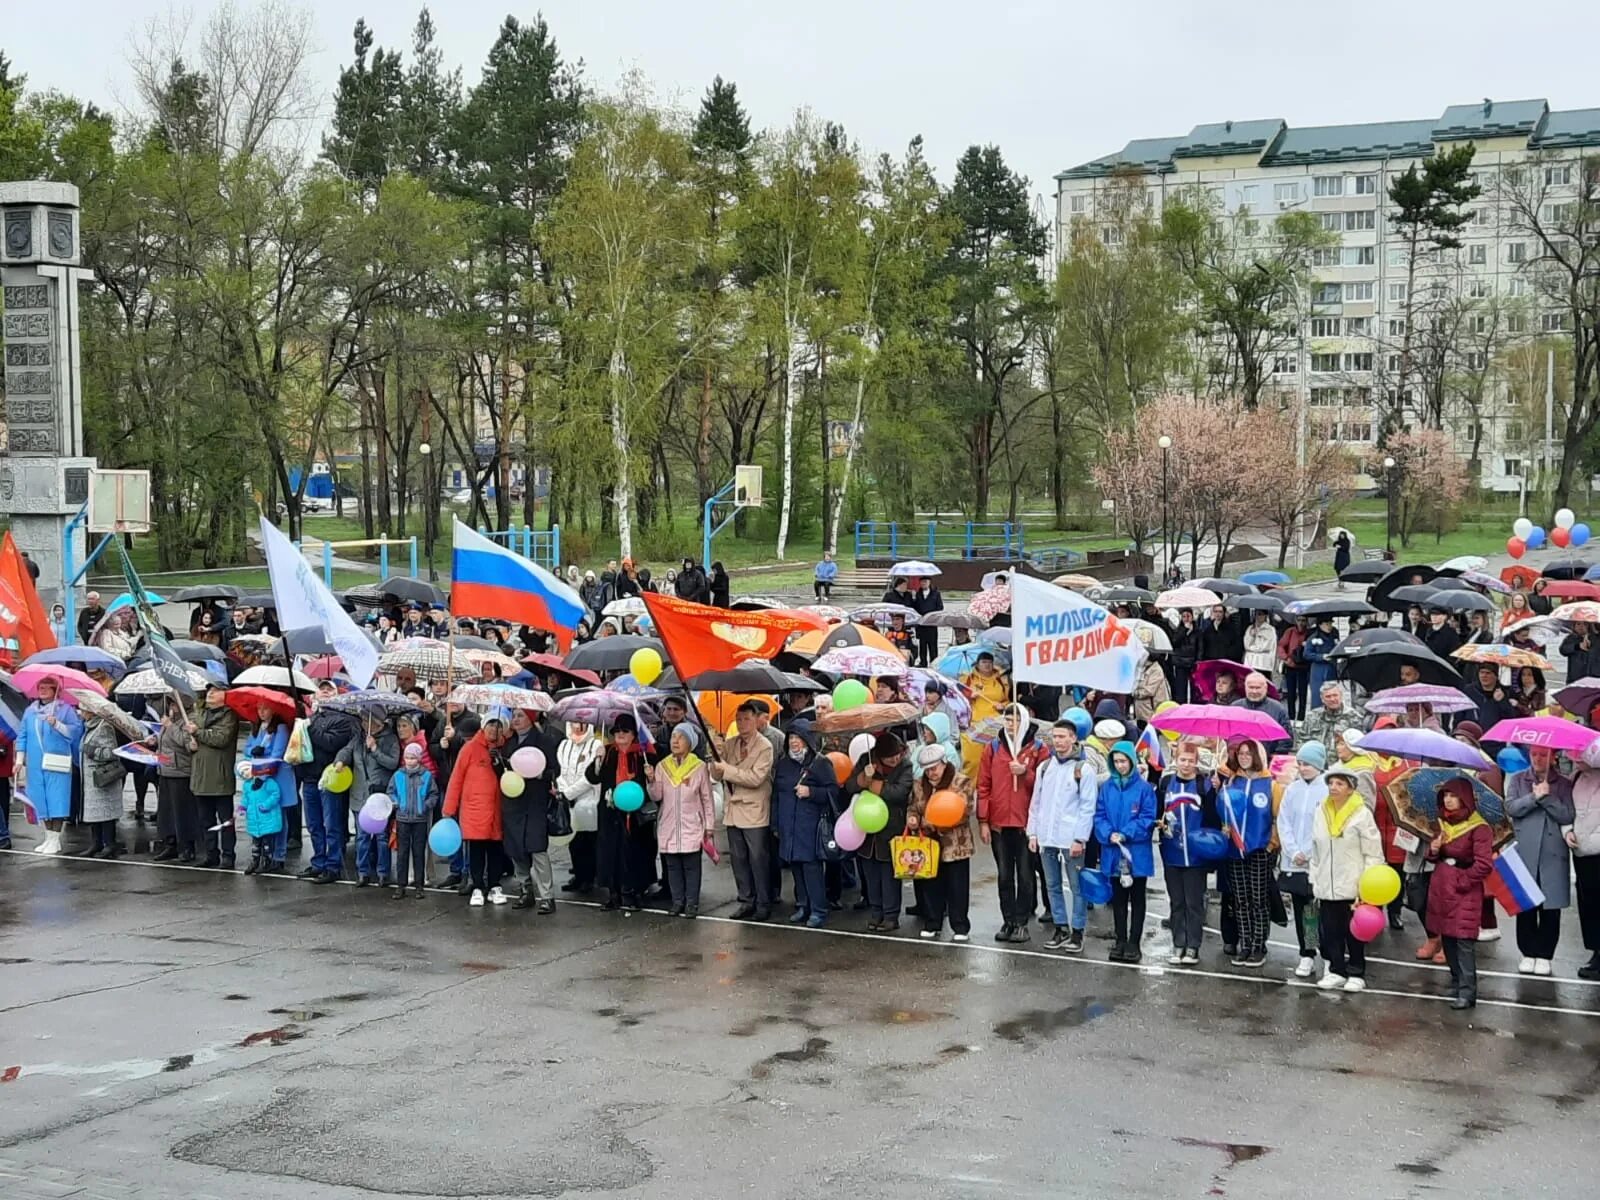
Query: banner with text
xmin=1009 ymin=573 xmax=1146 ymax=693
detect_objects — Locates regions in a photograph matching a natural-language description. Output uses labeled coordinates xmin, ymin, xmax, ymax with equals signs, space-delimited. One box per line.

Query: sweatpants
xmin=1110 ymin=876 xmax=1148 ymax=948
xmin=991 ymin=826 xmax=1036 ymax=927
xmin=1574 ymin=853 xmax=1600 ymax=951
xmin=466 ymin=839 xmax=503 ymax=893
xmin=663 ymin=851 xmax=703 ymax=909
xmin=861 ymin=857 xmax=902 ymax=922
xmin=395 ymin=822 xmax=428 ymax=890
xmin=1226 ymin=849 xmax=1273 ymax=958
xmin=726 ymin=825 xmax=772 ymax=906
xmin=192 ymin=794 xmax=236 ymax=860
xmin=921 ymin=857 xmax=971 ymax=935
xmin=1164 ymin=865 xmax=1208 ymax=951
xmin=1515 ymin=907 xmax=1562 ymax=959
xmin=1319 ymin=899 xmax=1365 ymax=978
xmin=1041 ymin=845 xmax=1088 ymax=931
xmin=788 ymin=860 xmax=825 ymax=918
xmin=1441 ymin=935 xmax=1478 ymax=1000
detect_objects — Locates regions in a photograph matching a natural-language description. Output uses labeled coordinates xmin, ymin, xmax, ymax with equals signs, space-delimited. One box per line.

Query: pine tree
xmin=322 ymin=18 xmax=403 ymax=193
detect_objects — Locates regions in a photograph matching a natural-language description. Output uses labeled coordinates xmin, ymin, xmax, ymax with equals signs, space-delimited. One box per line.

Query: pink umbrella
xmin=1149 ymin=704 xmax=1289 ymax=743
xmin=1365 ymin=683 xmax=1474 ymax=715
xmin=1156 ymin=586 xmax=1221 ymax=610
xmin=1481 ymin=716 xmax=1600 ymax=755
xmin=1191 ymin=659 xmax=1280 ymax=701
xmin=966 ymin=584 xmax=1011 ymax=622
xmin=11 ymin=663 xmax=108 ymax=704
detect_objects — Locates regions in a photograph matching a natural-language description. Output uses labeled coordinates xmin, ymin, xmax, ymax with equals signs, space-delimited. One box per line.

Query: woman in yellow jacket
xmin=1312 ymin=765 xmax=1383 ymax=993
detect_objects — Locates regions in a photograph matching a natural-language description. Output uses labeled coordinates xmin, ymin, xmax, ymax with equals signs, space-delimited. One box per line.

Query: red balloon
xmin=1552 ymin=527 xmax=1572 ymax=548
xmin=1507 ymin=537 xmax=1526 ymax=559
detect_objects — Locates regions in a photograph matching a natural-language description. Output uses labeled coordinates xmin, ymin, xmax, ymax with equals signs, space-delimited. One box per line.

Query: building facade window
xmin=1344 ymin=316 xmax=1371 ymax=335
xmin=1465 ymin=352 xmax=1488 ymax=370
xmin=1468 ymin=244 xmax=1487 ymax=264
xmin=1344 ymin=246 xmax=1375 ymax=266
xmin=1315 ymin=283 xmax=1342 ymax=305
xmin=1274 ymin=182 xmax=1300 ymax=203
xmin=1311 ymin=353 xmax=1341 ymax=372
xmin=1545 ymin=165 xmax=1572 ymax=186
xmin=1346 ymin=281 xmax=1375 ymax=301
xmin=1309 ymin=317 xmax=1340 ymax=337
xmin=1508 ymin=242 xmax=1526 ymax=263
xmin=1273 ymin=355 xmax=1297 ymax=374
xmin=1344 ymin=210 xmax=1376 ymax=231
xmin=1353 ymin=174 xmax=1378 ymax=195
xmin=1543 ymin=312 xmax=1569 ymax=332
xmin=1069 ymin=194 xmax=1087 ymax=214
xmin=1467 ymin=279 xmax=1489 ymax=299
xmin=1313 ymin=175 xmax=1345 ymax=197
xmin=1388 ymin=282 xmax=1408 ymax=302
xmin=1320 ymin=212 xmax=1344 ymax=232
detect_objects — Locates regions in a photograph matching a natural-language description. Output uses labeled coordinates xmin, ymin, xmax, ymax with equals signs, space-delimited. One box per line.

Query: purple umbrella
xmin=1354 ymin=728 xmax=1492 ymax=770
xmin=1364 ymin=684 xmax=1474 ymax=715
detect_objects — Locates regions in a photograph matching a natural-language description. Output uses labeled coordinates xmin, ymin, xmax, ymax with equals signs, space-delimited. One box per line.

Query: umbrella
xmin=812 ymin=702 xmax=921 ymax=735
xmin=0 ymin=673 xmax=27 ymax=736
xmin=1437 ymin=555 xmax=1489 ymax=572
xmin=1239 ymin=570 xmax=1292 ymax=586
xmin=320 ymin=689 xmax=427 ymax=719
xmin=800 ymin=604 xmax=851 ymax=624
xmin=1500 ymin=615 xmax=1567 ymax=648
xmin=786 ymin=623 xmax=899 ymax=658
xmin=169 ymin=584 xmax=243 ymax=604
xmin=1430 ymin=591 xmax=1495 ymax=614
xmin=1365 ymin=684 xmax=1474 ymax=715
xmin=1452 ymin=643 xmax=1552 ymax=671
xmin=233 ymin=665 xmax=316 ymax=692
xmin=1481 ymin=716 xmax=1600 ymax=755
xmin=1543 ymin=559 xmax=1594 ymax=580
xmin=1556 ymin=677 xmax=1600 ymax=716
xmin=1386 ymin=584 xmax=1442 ymax=610
xmin=889 ymin=560 xmax=941 ymax=578
xmin=729 ymin=595 xmax=783 ymax=611
xmin=1051 ymin=574 xmax=1100 ymax=591
xmin=236 ymin=592 xmax=276 ymax=610
xmin=1339 ymin=643 xmax=1462 ymax=690
xmin=448 ymin=634 xmax=503 ymax=653
xmin=448 ymin=683 xmax=553 ymax=713
xmin=1226 ymin=593 xmax=1286 ymax=613
xmin=684 ymin=662 xmax=795 ymax=693
xmin=1338 ymin=561 xmax=1393 ymax=583
xmin=1426 ymin=577 xmax=1478 ymax=594
xmin=1371 ymin=565 xmax=1440 ymax=609
xmin=11 ymin=663 xmax=106 ymax=703
xmin=225 ymin=685 xmax=300 ymax=724
xmin=378 ymin=646 xmax=476 ymax=683
xmin=1329 ymin=628 xmax=1423 ymax=660
xmin=548 ymin=688 xmax=662 ymax=727
xmin=1396 ymin=767 xmax=1510 ymax=831
xmin=1155 ymin=586 xmax=1221 ymax=610
xmin=915 ymin=610 xmax=987 ymax=631
xmin=849 ymin=602 xmax=921 ymax=626
xmin=1552 ymin=601 xmax=1600 ymax=625
xmin=1288 ymin=597 xmax=1378 ymax=619
xmin=605 ymin=675 xmax=677 ymax=701
xmin=1355 ymin=727 xmax=1492 ymax=769
xmin=378 ymin=576 xmax=447 ymax=606
xmin=21 ymin=646 xmax=130 ymax=679
xmin=564 ymin=634 xmax=666 ymax=675
xmin=812 ymin=646 xmax=912 ymax=679
xmin=302 ymin=656 xmax=346 ymax=680
xmin=1192 ymin=578 xmax=1252 ymax=596
xmin=602 ymin=596 xmax=649 ymax=619
xmin=1124 ymin=618 xmax=1173 ymax=654
xmin=1101 ymin=586 xmax=1155 ymax=605
xmin=781 ymin=672 xmax=828 ymax=693
xmin=114 ymin=666 xmax=210 ymax=698
xmin=966 ymin=585 xmax=1011 ymax=622
xmin=343 ymin=585 xmax=387 ymax=609
xmin=168 ymin=639 xmax=228 ymax=664
xmin=936 ymin=642 xmax=1011 ymax=676
xmin=69 ymin=690 xmax=151 ymax=740
xmin=1461 ymin=570 xmax=1511 ymax=595
xmin=461 ymin=647 xmax=523 ymax=676
xmin=520 ymin=653 xmax=602 ymax=688
xmin=1540 ymin=580 xmax=1600 ymax=601
xmin=1149 ymin=703 xmax=1289 ymax=743
xmin=1192 ymin=659 xmax=1279 ymax=700
xmin=271 ymin=626 xmax=335 ymax=659
xmin=104 ymin=590 xmax=167 ymax=614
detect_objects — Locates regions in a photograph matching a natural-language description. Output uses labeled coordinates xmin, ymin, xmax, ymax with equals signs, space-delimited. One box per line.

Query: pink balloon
xmin=510 ymin=746 xmax=547 ymax=779
xmin=1349 ymin=903 xmax=1386 ymax=943
xmin=833 ymin=810 xmax=866 ymax=853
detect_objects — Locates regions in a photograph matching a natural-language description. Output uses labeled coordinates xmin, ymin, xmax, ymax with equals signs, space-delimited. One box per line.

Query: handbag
xmin=1278 ymin=870 xmax=1312 ymax=898
xmin=41 ymin=751 xmax=73 ymax=774
xmin=92 ymin=757 xmax=126 ymax=789
xmin=546 ymin=797 xmax=573 ymax=839
xmin=1404 ymin=869 xmax=1430 ymax=914
xmin=819 ymin=814 xmax=845 ymax=862
xmin=890 ymin=834 xmax=940 ymax=880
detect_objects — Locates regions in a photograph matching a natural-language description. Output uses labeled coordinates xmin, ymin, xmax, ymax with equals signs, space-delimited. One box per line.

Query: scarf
xmin=1323 ymin=793 xmax=1365 ymax=838
xmin=659 ymin=752 xmax=704 ymax=787
xmin=1439 ymin=810 xmax=1487 ymax=843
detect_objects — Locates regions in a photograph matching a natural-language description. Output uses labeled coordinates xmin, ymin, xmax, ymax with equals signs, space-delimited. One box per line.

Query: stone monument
xmin=0 ymin=180 xmax=95 ymax=607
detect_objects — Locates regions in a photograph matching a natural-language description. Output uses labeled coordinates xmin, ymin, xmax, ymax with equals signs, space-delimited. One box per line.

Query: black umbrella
xmin=1339 ymin=643 xmax=1463 ymax=690
xmin=236 ymin=592 xmax=276 ymax=610
xmin=1192 ymin=578 xmax=1252 ymax=596
xmin=1101 ymin=586 xmax=1155 ymax=605
xmin=564 ymin=634 xmax=666 ymax=676
xmin=451 ymin=634 xmax=501 ymax=653
xmin=273 ymin=625 xmax=335 ymax=658
xmin=127 ymin=638 xmax=228 ymax=668
xmin=1426 ymin=576 xmax=1477 ymax=593
xmin=169 ymin=584 xmax=243 ymax=604
xmin=1542 ymin=559 xmax=1594 ymax=581
xmin=1286 ymin=597 xmax=1378 ymax=619
xmin=378 ymin=576 xmax=447 ymax=606
xmin=685 ymin=661 xmax=794 ymax=692
xmin=1328 ymin=627 xmax=1423 ymax=660
xmin=781 ymin=672 xmax=828 ymax=693
xmin=1338 ymin=561 xmax=1393 ymax=583
xmin=1370 ymin=565 xmax=1440 ymax=611
xmin=1431 ymin=591 xmax=1495 ymax=614
xmin=1385 ymin=584 xmax=1442 ymax=611
xmin=1226 ymin=593 xmax=1286 ymax=613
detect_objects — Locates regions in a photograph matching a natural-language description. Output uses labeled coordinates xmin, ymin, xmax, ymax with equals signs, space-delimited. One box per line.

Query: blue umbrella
xmin=1240 ymin=570 xmax=1291 ymax=587
xmin=105 ymin=590 xmax=166 ymax=613
xmin=935 ymin=642 xmax=1011 ymax=677
xmin=21 ymin=645 xmax=130 ymax=679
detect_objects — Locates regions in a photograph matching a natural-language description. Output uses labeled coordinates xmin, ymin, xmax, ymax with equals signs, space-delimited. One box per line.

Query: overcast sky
xmin=9 ymin=0 xmax=1600 ymax=205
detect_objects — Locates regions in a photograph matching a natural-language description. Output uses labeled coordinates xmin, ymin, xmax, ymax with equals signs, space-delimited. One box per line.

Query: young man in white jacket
xmin=1029 ymin=720 xmax=1098 ymax=952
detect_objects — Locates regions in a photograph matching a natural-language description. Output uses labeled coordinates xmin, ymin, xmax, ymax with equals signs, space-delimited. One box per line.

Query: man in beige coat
xmin=711 ymin=699 xmax=776 ymax=920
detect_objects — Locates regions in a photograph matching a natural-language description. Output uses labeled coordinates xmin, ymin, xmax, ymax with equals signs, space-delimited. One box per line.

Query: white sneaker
xmin=1294 ymin=956 xmax=1316 ymax=979
xmin=1182 ymin=950 xmax=1199 ymax=965
xmin=1343 ymin=976 xmax=1367 ymax=993
xmin=468 ymin=888 xmax=485 ymax=907
xmin=1534 ymin=958 xmax=1553 ymax=976
xmin=1477 ymin=927 xmax=1501 ymax=942
xmin=487 ymin=887 xmax=507 ymax=906
xmin=1317 ymin=972 xmax=1347 ymax=990
xmin=1168 ymin=951 xmax=1186 ymax=965
xmin=951 ymin=933 xmax=970 ymax=943
xmin=36 ymin=831 xmax=60 ymax=855
xmin=919 ymin=929 xmax=937 ymax=940
xmin=1518 ymin=956 xmax=1536 ymax=974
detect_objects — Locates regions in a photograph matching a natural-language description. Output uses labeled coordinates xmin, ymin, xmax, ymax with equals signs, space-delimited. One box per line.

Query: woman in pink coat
xmin=646 ymin=722 xmax=716 ymax=917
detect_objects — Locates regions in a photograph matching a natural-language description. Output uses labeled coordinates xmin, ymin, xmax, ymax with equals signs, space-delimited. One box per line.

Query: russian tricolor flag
xmin=1136 ymin=723 xmax=1165 ymax=772
xmin=450 ymin=520 xmax=588 ymax=652
xmin=1486 ymin=841 xmax=1547 ymax=916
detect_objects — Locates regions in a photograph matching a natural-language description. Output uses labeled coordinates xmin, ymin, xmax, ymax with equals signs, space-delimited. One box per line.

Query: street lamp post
xmin=420 ymin=442 xmax=437 ymax=581
xmin=1158 ymin=435 xmax=1172 ymax=579
xmin=1383 ymin=455 xmax=1397 ymax=556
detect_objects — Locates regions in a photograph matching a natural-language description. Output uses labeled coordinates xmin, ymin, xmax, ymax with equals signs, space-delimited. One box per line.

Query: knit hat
xmin=403 ymin=742 xmax=423 ymax=761
xmin=1094 ymin=718 xmax=1126 ymax=742
xmin=1341 ymin=727 xmax=1364 ymax=749
xmin=1296 ymin=740 xmax=1327 ymax=770
xmin=671 ymin=722 xmax=699 ymax=749
xmin=873 ymin=731 xmax=906 ymax=760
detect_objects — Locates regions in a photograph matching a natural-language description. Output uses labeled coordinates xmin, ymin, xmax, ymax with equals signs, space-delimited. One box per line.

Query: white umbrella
xmin=1438 ymin=555 xmax=1489 ymax=572
xmin=114 ymin=666 xmax=210 ymax=697
xmin=1123 ymin=618 xmax=1173 ymax=654
xmin=602 ymin=596 xmax=648 ymax=618
xmin=234 ymin=665 xmax=316 ymax=691
xmin=1155 ymin=586 xmax=1222 ymax=610
xmin=889 ymin=560 xmax=941 ymax=577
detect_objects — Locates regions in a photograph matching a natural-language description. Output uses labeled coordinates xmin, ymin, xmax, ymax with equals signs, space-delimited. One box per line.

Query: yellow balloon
xmin=630 ymin=647 xmax=663 ymax=686
xmin=1358 ymin=863 xmax=1401 ymax=907
xmin=323 ymin=763 xmax=353 ymax=794
xmin=500 ymin=771 xmax=526 ymax=798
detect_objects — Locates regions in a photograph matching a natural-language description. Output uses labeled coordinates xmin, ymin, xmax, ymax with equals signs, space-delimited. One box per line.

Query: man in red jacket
xmin=978 ymin=704 xmax=1048 ymax=943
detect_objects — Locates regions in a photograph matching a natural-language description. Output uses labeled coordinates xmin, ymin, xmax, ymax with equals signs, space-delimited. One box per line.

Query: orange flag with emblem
xmin=0 ymin=531 xmax=57 ymax=663
xmin=641 ymin=592 xmax=814 ymax=681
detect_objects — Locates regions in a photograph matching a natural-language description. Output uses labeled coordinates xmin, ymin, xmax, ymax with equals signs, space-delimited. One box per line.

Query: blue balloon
xmin=1077 ymin=867 xmax=1114 ymax=906
xmin=1573 ymin=523 xmax=1591 ymax=548
xmin=1186 ymin=827 xmax=1231 ymax=864
xmin=614 ymin=780 xmax=645 ymax=812
xmin=428 ymin=817 xmax=462 ymax=858
xmin=1495 ymin=747 xmax=1530 ymax=775
xmin=1527 ymin=526 xmax=1546 ymax=549
xmin=1062 ymin=706 xmax=1092 ymax=740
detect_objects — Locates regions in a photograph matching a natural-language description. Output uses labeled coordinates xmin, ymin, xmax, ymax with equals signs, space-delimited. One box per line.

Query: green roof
xmin=1170 ymin=119 xmax=1285 ymax=159
xmin=1267 ymin=119 xmax=1435 ymax=167
xmin=1534 ymin=107 xmax=1600 ymax=150
xmin=1434 ymin=99 xmax=1546 ymax=140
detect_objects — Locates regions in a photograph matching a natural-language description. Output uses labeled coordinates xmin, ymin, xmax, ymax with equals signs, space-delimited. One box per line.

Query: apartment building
xmin=1054 ymin=98 xmax=1600 ymax=491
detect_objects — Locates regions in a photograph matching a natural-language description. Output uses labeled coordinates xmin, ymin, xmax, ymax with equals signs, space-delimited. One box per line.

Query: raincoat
xmin=913 ymin=712 xmax=959 ymax=780
xmin=1094 ymin=744 xmax=1157 ymax=878
xmin=16 ymin=699 xmax=83 ymax=821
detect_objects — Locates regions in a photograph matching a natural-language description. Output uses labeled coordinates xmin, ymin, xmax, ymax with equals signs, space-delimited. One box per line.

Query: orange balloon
xmin=826 ymin=751 xmax=852 ymax=785
xmin=925 ymin=789 xmax=966 ymax=829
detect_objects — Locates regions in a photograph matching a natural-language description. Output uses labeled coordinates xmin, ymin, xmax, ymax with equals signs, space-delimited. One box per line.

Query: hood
xmin=786 ymin=718 xmax=819 ymax=754
xmin=1437 ymin=778 xmax=1479 ymax=819
xmin=1093 ymin=697 xmax=1126 ymax=722
xmin=1108 ymin=740 xmax=1139 ymax=777
xmin=919 ymin=711 xmax=954 ymax=745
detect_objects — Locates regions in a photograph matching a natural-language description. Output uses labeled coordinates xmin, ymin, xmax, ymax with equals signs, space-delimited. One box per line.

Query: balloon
xmin=629 ymin=647 xmax=662 ymax=686
xmin=1349 ymin=903 xmax=1386 ymax=943
xmin=924 ymin=789 xmax=966 ymax=828
xmin=1496 ymin=746 xmax=1530 ymax=775
xmin=1358 ymin=863 xmax=1402 ymax=907
xmin=1077 ymin=867 xmax=1113 ymax=906
xmin=1507 ymin=537 xmax=1526 ymax=560
xmin=614 ymin=780 xmax=645 ymax=812
xmin=1513 ymin=517 xmax=1534 ymax=539
xmin=1527 ymin=526 xmax=1546 ymax=549
xmin=852 ymin=793 xmax=889 ymax=833
xmin=848 ymin=733 xmax=873 ymax=761
xmin=510 ymin=746 xmax=547 ymax=778
xmin=1062 ymin=706 xmax=1092 ymax=740
xmin=500 ymin=771 xmax=525 ymax=798
xmin=428 ymin=817 xmax=462 ymax=857
xmin=1552 ymin=527 xmax=1572 ymax=548
xmin=832 ymin=679 xmax=870 ymax=712
xmin=548 ymin=831 xmax=576 ymax=849
xmin=357 ymin=806 xmax=389 ymax=836
xmin=826 ymin=751 xmax=853 ymax=785
xmin=833 ymin=810 xmax=867 ymax=852
xmin=1574 ymin=523 xmax=1592 ymax=548
xmin=322 ymin=762 xmax=353 ymax=794
xmin=1556 ymin=507 xmax=1576 ymax=530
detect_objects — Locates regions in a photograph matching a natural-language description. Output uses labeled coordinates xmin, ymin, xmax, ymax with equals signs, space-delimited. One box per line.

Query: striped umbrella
xmin=378 ymin=645 xmax=476 ymax=683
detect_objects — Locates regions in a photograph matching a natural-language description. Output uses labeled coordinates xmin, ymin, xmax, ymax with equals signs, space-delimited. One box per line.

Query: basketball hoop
xmin=87 ymin=469 xmax=152 ymax=535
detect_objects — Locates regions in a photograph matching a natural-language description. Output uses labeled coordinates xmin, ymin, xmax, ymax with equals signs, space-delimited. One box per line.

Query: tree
xmin=321 ymin=19 xmax=403 ymax=193
xmin=1256 ymin=404 xmax=1354 ymax=567
xmin=394 ymin=7 xmax=460 ymax=182
xmin=1384 ymin=427 xmax=1469 ymax=548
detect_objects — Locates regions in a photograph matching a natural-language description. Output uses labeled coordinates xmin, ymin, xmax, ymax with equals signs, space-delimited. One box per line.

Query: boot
xmin=1452 ymin=941 xmax=1478 ymax=1009
xmin=152 ymin=841 xmax=178 ymax=862
xmin=513 ymin=880 xmax=537 ymax=910
xmin=1416 ymin=935 xmax=1442 ymax=961
xmin=244 ymin=851 xmax=262 ymax=876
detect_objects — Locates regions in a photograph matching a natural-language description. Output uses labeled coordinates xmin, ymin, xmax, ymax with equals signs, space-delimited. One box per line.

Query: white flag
xmin=1008 ymin=573 xmax=1147 ymax=693
xmin=258 ymin=517 xmax=380 ymax=688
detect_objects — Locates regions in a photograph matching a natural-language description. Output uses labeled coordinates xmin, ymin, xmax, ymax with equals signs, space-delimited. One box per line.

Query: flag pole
xmin=640 ymin=592 xmax=720 ymax=762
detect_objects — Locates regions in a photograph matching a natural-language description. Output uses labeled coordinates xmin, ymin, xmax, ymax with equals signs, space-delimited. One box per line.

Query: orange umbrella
xmin=765 ymin=607 xmax=831 ymax=631
xmin=786 ymin=622 xmax=898 ymax=657
xmin=696 ymin=690 xmax=778 ymax=732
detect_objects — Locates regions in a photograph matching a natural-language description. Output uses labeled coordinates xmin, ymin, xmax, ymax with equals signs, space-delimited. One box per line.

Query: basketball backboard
xmin=734 ymin=465 xmax=763 ymax=507
xmin=87 ymin=468 xmax=151 ymax=534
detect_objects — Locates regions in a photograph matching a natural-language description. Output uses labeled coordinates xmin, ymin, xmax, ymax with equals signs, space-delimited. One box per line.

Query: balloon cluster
xmin=1349 ymin=864 xmax=1401 ymax=943
xmin=1508 ymin=509 xmax=1590 ymax=559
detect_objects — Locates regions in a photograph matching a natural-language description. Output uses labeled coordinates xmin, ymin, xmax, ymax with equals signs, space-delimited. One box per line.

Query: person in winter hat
xmin=1426 ymin=777 xmax=1494 ymax=1009
xmin=1275 ymin=741 xmax=1327 ymax=978
xmin=391 ymin=742 xmax=436 ymax=898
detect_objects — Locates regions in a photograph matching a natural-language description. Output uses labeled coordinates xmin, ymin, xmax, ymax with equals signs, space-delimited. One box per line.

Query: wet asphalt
xmin=3 ymin=819 xmax=1599 ymax=1200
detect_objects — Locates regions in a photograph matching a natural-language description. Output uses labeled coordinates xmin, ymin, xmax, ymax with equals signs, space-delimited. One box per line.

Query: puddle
xmin=6 ymin=1048 xmax=225 ymax=1094
xmin=994 ymin=999 xmax=1114 ymax=1043
xmin=223 ymin=994 xmax=249 ymax=1001
xmin=460 ymin=962 xmax=503 ymax=974
xmin=875 ymin=1006 xmax=950 ymax=1025
xmin=751 ymin=1037 xmax=831 ymax=1080
xmin=1396 ymin=1162 xmax=1441 ymax=1176
xmin=727 ymin=1013 xmax=821 ymax=1038
xmin=239 ymin=1025 xmax=307 ymax=1048
xmin=1173 ymin=1137 xmax=1270 ymax=1169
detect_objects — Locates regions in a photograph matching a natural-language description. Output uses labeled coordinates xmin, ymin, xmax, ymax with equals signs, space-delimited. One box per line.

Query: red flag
xmin=0 ymin=532 xmax=55 ymax=661
xmin=641 ymin=592 xmax=813 ymax=680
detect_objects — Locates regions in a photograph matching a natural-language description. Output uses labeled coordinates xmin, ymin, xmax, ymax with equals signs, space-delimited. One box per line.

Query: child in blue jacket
xmin=1095 ymin=741 xmax=1157 ymax=963
xmin=391 ymin=742 xmax=436 ymax=899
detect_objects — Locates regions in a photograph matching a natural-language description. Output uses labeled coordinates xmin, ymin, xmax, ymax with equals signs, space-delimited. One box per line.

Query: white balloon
xmin=848 ymin=733 xmax=873 ymax=761
xmin=1513 ymin=517 xmax=1534 ymax=539
xmin=1556 ymin=508 xmax=1576 ymax=530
